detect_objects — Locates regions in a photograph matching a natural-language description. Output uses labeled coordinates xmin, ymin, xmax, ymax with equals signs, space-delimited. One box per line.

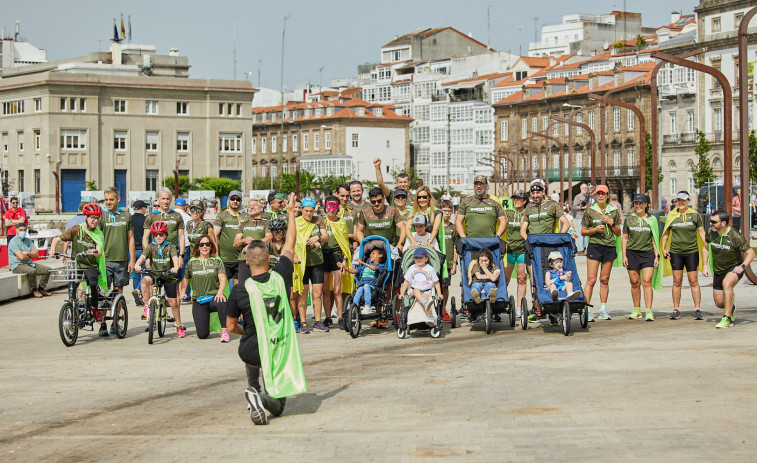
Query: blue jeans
xmin=574 ymin=217 xmax=586 ymax=252
xmin=354 ymin=284 xmax=373 ymax=306
xmin=471 ymin=281 xmax=496 ymax=296
xmin=131 ymin=249 xmax=143 ymax=289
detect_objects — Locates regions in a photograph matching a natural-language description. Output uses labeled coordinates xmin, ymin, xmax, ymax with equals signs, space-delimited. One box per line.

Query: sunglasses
xmin=273 ymin=229 xmax=284 ymax=234
xmin=441 ymin=209 xmax=453 ymax=213
xmin=190 ymin=208 xmax=202 ymax=213
xmin=153 ymin=232 xmax=166 ymax=237
xmin=417 ymin=195 xmax=429 ymax=199
xmin=530 ymin=188 xmax=543 ymax=192
xmin=198 ymin=242 xmax=212 ymax=248
xmin=370 ymin=199 xmax=383 ymax=204
xmin=229 ymin=197 xmax=241 ymax=202
xmin=394 ymin=195 xmax=407 ymax=200
xmin=709 ymin=220 xmax=719 ymax=224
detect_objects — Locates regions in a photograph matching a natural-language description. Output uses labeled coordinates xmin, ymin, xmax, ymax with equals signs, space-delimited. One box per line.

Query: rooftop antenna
xmin=517 ymin=25 xmax=523 ymax=55
xmin=319 ymin=66 xmax=324 ymax=92
xmin=15 ymin=20 xmax=20 ymax=41
xmin=487 ymin=5 xmax=493 ymax=51
xmin=233 ymin=23 xmax=237 ymax=80
xmin=533 ymin=17 xmax=539 ymax=45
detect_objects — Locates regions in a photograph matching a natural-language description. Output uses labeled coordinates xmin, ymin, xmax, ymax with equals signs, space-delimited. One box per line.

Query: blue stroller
xmin=451 ymin=237 xmax=516 ymax=334
xmin=343 ymin=235 xmax=397 ymax=338
xmin=524 ymin=233 xmax=589 ymax=336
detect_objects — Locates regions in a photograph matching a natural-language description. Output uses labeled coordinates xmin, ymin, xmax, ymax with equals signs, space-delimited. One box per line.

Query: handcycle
xmin=138 ymin=269 xmax=177 ymax=344
xmin=52 ymin=251 xmax=128 ymax=347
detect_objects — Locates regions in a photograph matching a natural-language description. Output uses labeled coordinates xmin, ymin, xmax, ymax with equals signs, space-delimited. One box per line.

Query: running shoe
xmin=471 ymin=288 xmax=481 ymax=304
xmin=323 ymin=317 xmax=333 ymax=327
xmin=528 ymin=313 xmax=539 ymax=322
xmin=220 ymin=331 xmax=231 ymax=343
xmin=694 ymin=310 xmax=703 ymax=320
xmin=587 ymin=309 xmax=595 ymax=322
xmin=468 ymin=314 xmax=478 ymax=323
xmin=715 ymin=315 xmax=733 ymax=329
xmin=442 ymin=313 xmax=452 ymax=323
xmin=548 ymin=315 xmax=558 ymax=326
xmin=360 ymin=306 xmax=373 ymax=315
xmin=299 ymin=323 xmax=310 ymax=334
xmin=628 ymin=309 xmax=643 ymax=320
xmin=176 ymin=325 xmax=186 ymax=338
xmin=566 ymin=290 xmax=582 ymax=301
xmin=493 ymin=313 xmax=502 ymax=322
xmin=313 ymin=321 xmax=329 ymax=332
xmin=141 ymin=306 xmax=149 ymax=320
xmin=732 ymin=305 xmax=736 ymax=322
xmin=132 ymin=289 xmax=143 ymax=306
xmin=370 ymin=319 xmax=389 ymax=329
xmin=166 ymin=316 xmax=175 ymax=323
xmin=92 ymin=307 xmax=103 ymax=323
xmin=337 ymin=318 xmax=345 ymax=330
xmin=599 ymin=308 xmax=612 ymax=320
xmin=294 ymin=320 xmax=300 ymax=332
xmin=245 ymin=387 xmax=268 ymax=425
xmin=670 ymin=309 xmax=681 ymax=320
xmin=488 ymin=288 xmax=497 ymax=303
xmin=109 ymin=324 xmax=116 ymax=335
xmin=645 ymin=310 xmax=655 ymax=321
xmin=98 ymin=323 xmax=109 ymax=337
xmin=551 ymin=290 xmax=559 ymax=302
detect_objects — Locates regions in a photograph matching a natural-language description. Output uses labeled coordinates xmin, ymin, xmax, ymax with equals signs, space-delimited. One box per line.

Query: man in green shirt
xmin=234 ymin=198 xmax=271 ymax=282
xmin=262 ymin=191 xmax=287 ymax=221
xmin=337 ymin=184 xmax=357 ymax=246
xmin=143 ymin=187 xmax=185 ymax=255
xmin=705 ymin=210 xmax=755 ymax=328
xmin=100 ymin=187 xmax=135 ymax=292
xmin=354 ymin=187 xmax=407 ymax=251
xmin=455 ymin=175 xmax=507 ymax=239
xmin=213 ymin=189 xmax=250 ymax=285
xmin=374 ymin=158 xmax=413 ymax=206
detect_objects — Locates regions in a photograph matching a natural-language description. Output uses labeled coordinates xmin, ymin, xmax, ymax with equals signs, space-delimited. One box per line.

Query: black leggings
xmin=192 ymin=299 xmax=227 ymax=339
xmin=84 ymin=267 xmax=100 ymax=310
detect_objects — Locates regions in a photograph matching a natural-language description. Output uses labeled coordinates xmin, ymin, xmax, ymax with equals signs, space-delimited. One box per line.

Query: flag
xmin=121 ymin=14 xmax=126 ymax=39
xmin=128 ymin=15 xmax=132 ymax=41
xmin=113 ymin=19 xmax=120 ymax=42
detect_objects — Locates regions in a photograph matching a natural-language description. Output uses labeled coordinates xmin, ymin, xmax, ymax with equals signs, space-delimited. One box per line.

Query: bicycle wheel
xmin=148 ymin=299 xmax=157 ymax=344
xmin=113 ymin=297 xmax=128 ymax=339
xmin=157 ymin=300 xmax=167 ymax=338
xmin=59 ymin=302 xmax=79 ymax=347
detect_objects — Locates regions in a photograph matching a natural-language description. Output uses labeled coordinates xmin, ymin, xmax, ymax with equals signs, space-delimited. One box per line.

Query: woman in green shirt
xmin=179 ymin=235 xmax=229 ymax=341
xmin=186 ymin=200 xmax=216 ymax=254
xmin=581 ymin=184 xmax=622 ymax=320
xmin=505 ymin=190 xmax=528 ymax=302
xmin=622 ymin=194 xmax=660 ymax=322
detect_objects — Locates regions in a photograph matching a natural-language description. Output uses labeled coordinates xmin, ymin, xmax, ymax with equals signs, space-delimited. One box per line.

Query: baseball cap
xmin=633 ymin=194 xmax=650 ymax=204
xmin=474 ymin=175 xmax=488 ymax=184
xmin=511 ymin=189 xmax=526 ymax=199
xmin=394 ymin=188 xmax=408 ymax=198
xmin=676 ymin=192 xmax=690 ymax=201
xmin=412 ymin=214 xmax=427 ymax=226
xmin=530 ymin=179 xmax=546 ymax=191
xmin=175 ymin=197 xmax=187 ymax=206
xmin=595 ymin=185 xmax=609 ymax=194
xmin=548 ymin=251 xmax=563 ymax=262
xmin=586 ymin=182 xmax=595 ymax=188
xmin=413 ymin=247 xmax=428 ymax=258
xmin=132 ymin=200 xmax=148 ymax=209
xmin=228 ymin=190 xmax=243 ymax=200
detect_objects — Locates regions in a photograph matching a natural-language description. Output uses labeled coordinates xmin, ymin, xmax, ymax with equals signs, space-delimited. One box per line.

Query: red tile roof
xmin=441 ymin=71 xmax=512 ymax=86
xmin=520 ymin=56 xmax=551 ymax=67
xmin=253 ymin=95 xmax=412 ymax=125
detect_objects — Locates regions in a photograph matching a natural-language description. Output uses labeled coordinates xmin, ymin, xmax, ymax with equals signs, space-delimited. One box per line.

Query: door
xmin=61 ymin=169 xmax=86 ymax=213
xmin=114 ymin=170 xmax=127 ymax=207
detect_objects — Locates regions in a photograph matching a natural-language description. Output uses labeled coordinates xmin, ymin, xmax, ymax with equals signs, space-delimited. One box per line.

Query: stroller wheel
xmin=430 ymin=326 xmax=441 ymax=338
xmin=508 ymin=295 xmax=516 ymax=328
xmin=561 ymin=300 xmax=571 ymax=336
xmin=450 ymin=297 xmax=457 ymax=329
xmin=579 ymin=306 xmax=589 ymax=329
xmin=348 ymin=304 xmax=361 ymax=339
xmin=520 ymin=297 xmax=529 ymax=330
xmin=397 ymin=326 xmax=407 ymax=339
xmin=484 ymin=300 xmax=493 ymax=334
xmin=391 ymin=295 xmax=399 ymax=331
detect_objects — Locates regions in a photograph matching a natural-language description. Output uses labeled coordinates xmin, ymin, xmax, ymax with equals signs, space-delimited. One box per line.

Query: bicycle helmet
xmin=82 ymin=202 xmax=103 ymax=216
xmin=268 ymin=218 xmax=287 ymax=231
xmin=150 ymin=221 xmax=169 ymax=234
xmin=188 ymin=199 xmax=206 ymax=213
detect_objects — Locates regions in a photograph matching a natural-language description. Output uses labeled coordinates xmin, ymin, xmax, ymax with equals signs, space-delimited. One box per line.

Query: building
xmin=0 ymin=22 xmax=47 ymax=73
xmin=528 ymin=11 xmax=655 ymax=58
xmin=380 ymin=27 xmax=492 ymax=65
xmin=251 ymin=94 xmax=411 ymax=184
xmin=0 ymin=43 xmax=255 ymax=212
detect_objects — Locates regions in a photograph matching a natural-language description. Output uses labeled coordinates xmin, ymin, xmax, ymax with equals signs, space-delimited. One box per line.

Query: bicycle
xmin=52 ymin=251 xmax=128 ymax=347
xmin=138 ymin=269 xmax=176 ymax=344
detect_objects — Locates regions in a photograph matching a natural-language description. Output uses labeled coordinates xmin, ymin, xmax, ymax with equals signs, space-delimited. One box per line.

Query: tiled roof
xmin=520 ymin=56 xmax=551 ymax=67
xmin=441 ymin=71 xmax=512 ymax=86
xmin=620 ymin=61 xmax=657 ymax=72
xmin=382 ymin=27 xmax=493 ymax=51
xmin=252 ymin=96 xmax=412 ymax=125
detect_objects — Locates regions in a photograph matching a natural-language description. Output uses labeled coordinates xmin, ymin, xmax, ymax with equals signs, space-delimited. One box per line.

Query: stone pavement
xmin=2 ymin=257 xmax=757 ymax=462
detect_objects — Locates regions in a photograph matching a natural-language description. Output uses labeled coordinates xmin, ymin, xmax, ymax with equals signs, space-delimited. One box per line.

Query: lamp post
xmin=274 ymin=14 xmax=291 ymax=190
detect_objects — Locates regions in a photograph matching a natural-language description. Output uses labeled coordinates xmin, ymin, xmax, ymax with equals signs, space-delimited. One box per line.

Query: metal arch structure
xmin=738 ymin=6 xmax=757 ymax=239
xmin=527 ymin=129 xmax=565 ymax=202
xmin=551 ymin=110 xmax=598 ymax=204
xmin=511 ymin=137 xmax=543 ymax=188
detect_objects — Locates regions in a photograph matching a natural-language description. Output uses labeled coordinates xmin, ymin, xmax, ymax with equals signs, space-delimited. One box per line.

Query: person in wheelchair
xmin=341 ymin=247 xmax=386 ymax=315
xmin=399 ymin=247 xmax=441 ymax=325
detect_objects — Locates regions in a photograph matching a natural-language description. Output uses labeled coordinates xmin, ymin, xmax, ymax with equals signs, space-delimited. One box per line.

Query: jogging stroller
xmin=396 ymin=243 xmax=444 ymax=339
xmin=523 ymin=233 xmax=589 ymax=336
xmin=451 ymin=237 xmax=516 ymax=334
xmin=343 ymin=235 xmax=397 ymax=338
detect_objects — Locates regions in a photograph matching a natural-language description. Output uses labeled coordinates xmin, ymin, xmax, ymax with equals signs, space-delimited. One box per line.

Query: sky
xmin=4 ymin=0 xmax=697 ymax=90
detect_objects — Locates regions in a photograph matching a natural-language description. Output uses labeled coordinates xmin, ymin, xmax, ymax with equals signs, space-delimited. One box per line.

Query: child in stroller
xmin=342 ymin=248 xmax=386 ymax=315
xmin=470 ymin=248 xmax=500 ymax=304
xmin=545 ymin=251 xmax=582 ymax=301
xmin=399 ymin=247 xmax=441 ymax=325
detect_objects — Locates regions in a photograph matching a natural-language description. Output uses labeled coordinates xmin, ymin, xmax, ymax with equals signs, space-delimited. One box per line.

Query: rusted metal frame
xmin=551 ymin=111 xmax=598 ymax=204
xmin=738 ymin=6 xmax=757 ymax=282
xmin=511 ymin=138 xmax=541 ymax=189
xmin=493 ymin=147 xmax=518 ymax=195
xmin=527 ymin=128 xmax=565 ymax=201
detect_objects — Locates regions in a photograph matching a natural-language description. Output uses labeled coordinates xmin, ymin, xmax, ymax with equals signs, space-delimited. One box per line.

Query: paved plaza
xmin=2 ymin=257 xmax=757 ymax=462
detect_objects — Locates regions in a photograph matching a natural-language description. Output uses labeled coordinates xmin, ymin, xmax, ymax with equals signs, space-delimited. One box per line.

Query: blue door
xmin=114 ymin=170 xmax=127 ymax=207
xmin=61 ymin=169 xmax=86 ymax=213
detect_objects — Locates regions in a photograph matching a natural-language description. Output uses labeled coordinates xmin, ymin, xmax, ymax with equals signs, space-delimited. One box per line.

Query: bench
xmin=0 ymin=260 xmax=67 ymax=301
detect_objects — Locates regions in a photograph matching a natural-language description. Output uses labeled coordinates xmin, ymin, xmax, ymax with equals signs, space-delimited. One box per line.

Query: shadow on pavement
xmin=284 ymin=383 xmax=351 ymax=416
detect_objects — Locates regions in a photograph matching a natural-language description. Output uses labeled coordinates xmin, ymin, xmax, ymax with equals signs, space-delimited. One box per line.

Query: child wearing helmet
xmin=544 ymin=251 xmax=582 ymax=302
xmin=134 ymin=221 xmax=184 ymax=337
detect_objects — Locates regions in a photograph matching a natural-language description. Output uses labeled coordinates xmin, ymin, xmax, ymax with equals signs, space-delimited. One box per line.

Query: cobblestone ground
xmin=2 ymin=258 xmax=757 ymax=462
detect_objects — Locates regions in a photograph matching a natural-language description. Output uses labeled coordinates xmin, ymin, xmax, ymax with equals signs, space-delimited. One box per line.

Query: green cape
xmin=80 ymin=226 xmax=107 ymax=292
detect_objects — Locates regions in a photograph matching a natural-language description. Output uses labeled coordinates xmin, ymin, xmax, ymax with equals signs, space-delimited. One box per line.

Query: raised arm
xmin=280 ymin=193 xmax=297 ymax=260
xmin=373 ymin=158 xmax=391 ymax=198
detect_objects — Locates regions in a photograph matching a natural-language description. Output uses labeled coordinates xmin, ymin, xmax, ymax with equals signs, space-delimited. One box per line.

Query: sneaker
xmin=132 ymin=289 xmax=143 ymax=306
xmin=299 ymin=323 xmax=310 ymax=334
xmin=731 ymin=305 xmax=736 ymax=322
xmin=471 ymin=288 xmax=481 ymax=304
xmin=694 ymin=310 xmax=703 ymax=320
xmin=442 ymin=313 xmax=452 ymax=323
xmin=294 ymin=320 xmax=300 ymax=332
xmin=32 ymin=289 xmax=43 ymax=298
xmin=92 ymin=307 xmax=103 ymax=323
xmin=628 ymin=309 xmax=643 ymax=320
xmin=528 ymin=313 xmax=539 ymax=322
xmin=493 ymin=313 xmax=502 ymax=322
xmin=587 ymin=310 xmax=595 ymax=322
xmin=38 ymin=288 xmax=52 ymax=297
xmin=371 ymin=319 xmax=389 ymax=329
xmin=323 ymin=317 xmax=333 ymax=327
xmin=181 ymin=298 xmax=192 ymax=305
xmin=599 ymin=308 xmax=611 ymax=320
xmin=98 ymin=323 xmax=109 ymax=337
xmin=360 ymin=306 xmax=373 ymax=315
xmin=166 ymin=316 xmax=176 ymax=323
xmin=488 ymin=288 xmax=497 ymax=303
xmin=141 ymin=306 xmax=149 ymax=320
xmin=176 ymin=325 xmax=186 ymax=338
xmin=715 ymin=315 xmax=733 ymax=329
xmin=566 ymin=290 xmax=582 ymax=301
xmin=645 ymin=310 xmax=655 ymax=321
xmin=221 ymin=331 xmax=231 ymax=343
xmin=337 ymin=318 xmax=345 ymax=330
xmin=548 ymin=315 xmax=558 ymax=326
xmin=109 ymin=324 xmax=116 ymax=335
xmin=244 ymin=387 xmax=268 ymax=425
xmin=551 ymin=290 xmax=558 ymax=302
xmin=670 ymin=309 xmax=681 ymax=320
xmin=313 ymin=321 xmax=329 ymax=332
xmin=468 ymin=314 xmax=478 ymax=323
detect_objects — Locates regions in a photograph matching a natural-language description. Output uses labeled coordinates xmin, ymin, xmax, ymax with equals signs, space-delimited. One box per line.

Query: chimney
xmin=614 ymin=64 xmax=624 ymax=86
xmin=169 ymin=48 xmax=179 ymax=56
xmin=588 ymin=72 xmax=598 ymax=90
xmin=670 ymin=11 xmax=681 ymax=24
xmin=566 ymin=76 xmax=575 ymax=93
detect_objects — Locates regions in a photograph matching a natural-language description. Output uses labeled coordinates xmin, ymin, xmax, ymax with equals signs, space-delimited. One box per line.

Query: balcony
xmin=714 ymin=131 xmax=723 ymax=141
xmin=663 ymin=134 xmax=678 ymax=145
xmin=546 ymin=167 xmax=585 ymax=182
xmin=680 ymin=132 xmax=696 ymax=143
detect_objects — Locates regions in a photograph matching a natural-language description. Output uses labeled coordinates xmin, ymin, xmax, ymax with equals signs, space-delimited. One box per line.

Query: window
xmin=114 ymin=131 xmax=127 ymax=150
xmin=145 ymin=131 xmax=159 ymax=151
xmin=314 ymin=133 xmax=320 ymax=150
xmin=114 ymin=100 xmax=126 ymax=113
xmin=271 ymin=136 xmax=277 ymax=154
xmin=34 ymin=130 xmax=40 ymax=151
xmin=542 ymin=116 xmax=548 ymax=131
xmin=59 ymin=129 xmax=86 ymax=150
xmin=613 ymin=108 xmax=621 ymax=132
xmin=146 ymin=170 xmax=158 ymax=192
xmin=227 ymin=103 xmax=233 ymax=117
xmin=69 ymin=98 xmax=76 ymax=111
xmin=532 ymin=117 xmax=537 ymax=133
xmin=303 ymin=134 xmax=309 ymax=151
xmin=669 ymin=112 xmax=677 ymax=135
xmin=521 ymin=119 xmax=527 ymax=139
xmin=712 ymin=17 xmax=721 ymax=32
xmin=373 ymin=108 xmax=383 ymax=117
xmin=392 ymin=50 xmax=401 ymax=61
xmin=475 ymin=130 xmax=492 ymax=146
xmin=613 ymin=150 xmax=621 ymax=174
xmin=553 ymin=122 xmax=559 ymax=136
xmin=735 ymin=13 xmax=744 ymax=27
xmin=177 ymin=102 xmax=188 ymax=115
xmin=219 ymin=103 xmax=225 ymax=116
xmin=17 ymin=131 xmax=23 ymax=151
xmin=564 ymin=121 xmax=569 ymax=135
xmin=34 ymin=169 xmax=40 ymax=194
xmin=356 ymin=107 xmax=365 ymax=116
xmin=236 ymin=104 xmax=242 ymax=117
xmin=283 ymin=136 xmax=288 ymax=153
xmin=2 ymin=100 xmax=25 ymax=115
xmin=500 ymin=120 xmax=509 ymax=141
xmin=177 ymin=132 xmax=189 ymax=152
xmin=627 ymin=109 xmax=634 ymax=131
xmin=576 ymin=113 xmax=583 ymax=134
xmin=79 ymin=98 xmax=86 ymax=111
xmin=60 ymin=98 xmax=66 ymax=111
xmin=670 ymin=177 xmax=677 ymax=196
xmin=475 ymin=109 xmax=492 ymax=124
xmin=17 ymin=170 xmax=24 ymax=192
xmin=219 ymin=133 xmax=241 ymax=152
xmin=627 ymin=150 xmax=635 ymax=174
xmin=687 ymin=111 xmax=695 ymax=133
xmin=262 ymin=137 xmax=267 ymax=153
xmin=352 ymin=133 xmax=359 ymax=148
xmin=34 ymin=98 xmax=41 ymax=112
xmin=576 ymin=152 xmax=583 ymax=168
xmin=2 ymin=132 xmax=8 ymax=151
xmin=292 ymin=134 xmax=298 ymax=151
xmin=145 ymin=100 xmax=158 ymax=114
xmin=251 ymin=137 xmax=257 ymax=154
xmin=588 ymin=111 xmax=595 ymax=130
xmin=325 ymin=132 xmax=331 ymax=149
xmin=714 ymin=108 xmax=723 ymax=133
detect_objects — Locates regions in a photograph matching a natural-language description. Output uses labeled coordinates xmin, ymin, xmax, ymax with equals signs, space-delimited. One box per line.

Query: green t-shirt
xmin=582 ymin=205 xmax=622 ymax=247
xmin=262 ymin=210 xmax=287 ymax=222
xmin=523 ymin=199 xmax=563 ymax=235
xmin=623 ymin=214 xmax=655 ymax=252
xmin=356 ymin=205 xmax=404 ymax=245
xmin=303 ymin=217 xmax=324 ymax=266
xmin=267 ymin=240 xmax=283 ymax=268
xmin=142 ymin=242 xmax=179 ymax=282
xmin=442 ymin=221 xmax=457 ymax=268
xmin=212 ymin=209 xmax=249 ymax=263
xmin=323 ymin=217 xmax=344 ymax=251
xmin=144 ymin=210 xmax=184 ymax=249
xmin=237 ymin=218 xmax=268 ymax=261
xmin=59 ymin=224 xmax=99 ymax=268
xmin=706 ymin=227 xmax=750 ymax=275
xmin=99 ymin=209 xmax=133 ymax=262
xmin=505 ymin=209 xmax=525 ymax=254
xmin=186 ymin=220 xmax=212 ymax=254
xmin=339 ymin=206 xmax=355 ymax=236
xmin=458 ymin=195 xmax=504 ymax=238
xmin=667 ymin=211 xmax=703 ymax=254
xmin=185 ymin=257 xmax=226 ymax=299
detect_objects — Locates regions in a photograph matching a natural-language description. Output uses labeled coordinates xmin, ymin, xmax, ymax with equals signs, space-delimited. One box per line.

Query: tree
xmin=691 ymin=130 xmax=716 ymax=188
xmin=635 ymin=34 xmax=647 ymax=50
xmin=85 ymin=180 xmax=98 ymax=191
xmin=644 ymin=132 xmax=663 ymax=191
xmin=162 ymin=175 xmax=192 ymax=196
xmin=279 ymin=171 xmax=315 ymax=196
xmin=313 ymin=174 xmax=353 ymax=196
xmin=192 ymin=177 xmax=241 ymax=200
xmin=749 ymin=130 xmax=757 ymax=184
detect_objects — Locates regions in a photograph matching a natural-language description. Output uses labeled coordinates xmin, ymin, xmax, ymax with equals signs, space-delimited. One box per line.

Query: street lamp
xmin=274 ymin=14 xmax=291 ymax=190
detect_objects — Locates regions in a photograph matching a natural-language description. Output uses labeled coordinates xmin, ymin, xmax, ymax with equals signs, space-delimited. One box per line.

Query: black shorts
xmin=224 ymin=261 xmax=239 ymax=280
xmin=587 ymin=243 xmax=617 ymax=263
xmin=626 ymin=249 xmax=655 ymax=271
xmin=302 ymin=264 xmax=325 ymax=285
xmin=162 ymin=281 xmax=178 ymax=299
xmin=322 ymin=248 xmax=344 ymax=272
xmin=713 ymin=267 xmax=744 ymax=291
xmin=670 ymin=251 xmax=699 ymax=272
xmin=440 ymin=276 xmax=451 ymax=286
